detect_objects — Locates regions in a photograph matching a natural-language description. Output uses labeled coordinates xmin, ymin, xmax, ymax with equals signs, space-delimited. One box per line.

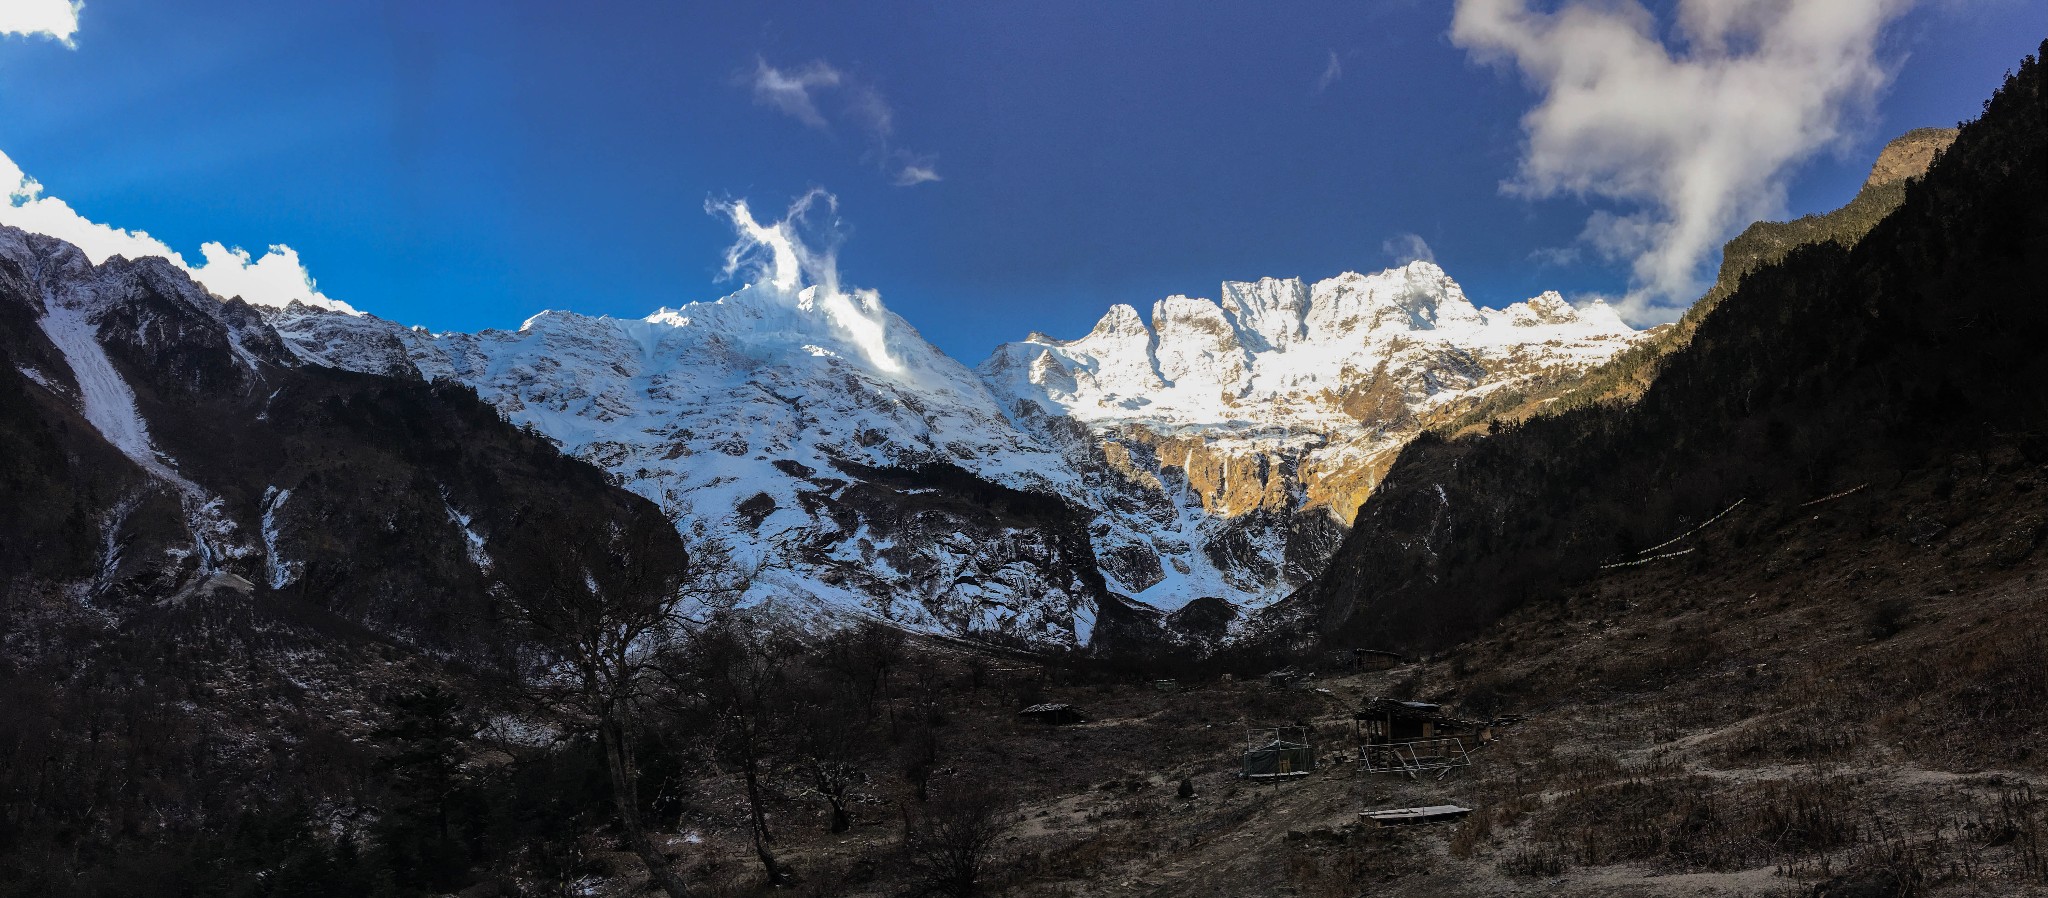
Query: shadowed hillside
xmin=1434 ymin=127 xmax=1960 ymax=435
xmin=1286 ymin=44 xmax=2044 ymax=653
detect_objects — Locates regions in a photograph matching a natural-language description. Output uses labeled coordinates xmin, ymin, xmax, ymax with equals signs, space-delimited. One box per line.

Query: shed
xmin=1352 ymin=648 xmax=1408 ymax=670
xmin=1018 ymin=703 xmax=1083 ymax=725
xmin=1241 ymin=726 xmax=1316 ymax=779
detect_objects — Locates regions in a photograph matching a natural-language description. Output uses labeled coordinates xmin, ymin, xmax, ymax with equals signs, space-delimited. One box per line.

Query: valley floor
xmin=628 ymin=455 xmax=2048 ymax=898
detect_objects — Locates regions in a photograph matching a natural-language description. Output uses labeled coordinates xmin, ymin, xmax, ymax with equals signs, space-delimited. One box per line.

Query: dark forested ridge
xmin=1431 ymin=128 xmax=1958 ymax=437
xmin=1288 ymin=44 xmax=2048 ymax=652
xmin=0 ymin=252 xmax=684 ymax=649
xmin=0 ymin=232 xmax=696 ymax=894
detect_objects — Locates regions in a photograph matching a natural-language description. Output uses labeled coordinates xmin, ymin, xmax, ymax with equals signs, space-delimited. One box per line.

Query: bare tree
xmin=689 ymin=616 xmax=799 ymax=886
xmin=789 ymin=683 xmax=880 ymax=833
xmin=910 ymin=776 xmax=1014 ymax=897
xmin=899 ymin=721 xmax=942 ymax=804
xmin=819 ymin=620 xmax=905 ymax=726
xmin=496 ymin=513 xmax=736 ymax=898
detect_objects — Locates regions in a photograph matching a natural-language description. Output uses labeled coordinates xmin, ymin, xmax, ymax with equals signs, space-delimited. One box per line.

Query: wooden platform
xmin=1360 ymin=804 xmax=1472 ymax=827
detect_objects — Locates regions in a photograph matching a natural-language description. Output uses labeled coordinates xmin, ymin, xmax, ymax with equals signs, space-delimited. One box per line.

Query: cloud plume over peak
xmin=0 ymin=149 xmax=356 ymax=313
xmin=709 ymin=189 xmax=901 ymax=372
xmin=744 ymin=56 xmax=941 ymax=188
xmin=0 ymin=0 xmax=81 ymax=45
xmin=1452 ymin=0 xmax=1912 ymax=323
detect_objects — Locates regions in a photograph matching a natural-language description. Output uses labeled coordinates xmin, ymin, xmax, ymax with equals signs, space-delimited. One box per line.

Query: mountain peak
xmin=1862 ymin=127 xmax=1959 ymax=191
xmin=982 ymin=260 xmax=1642 ymax=435
xmin=1087 ymin=303 xmax=1151 ymax=339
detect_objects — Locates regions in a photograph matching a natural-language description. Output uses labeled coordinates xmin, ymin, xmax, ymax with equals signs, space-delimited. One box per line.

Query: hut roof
xmin=1355 ymin=698 xmax=1475 ymax=727
xmin=1019 ymin=703 xmax=1075 ymax=715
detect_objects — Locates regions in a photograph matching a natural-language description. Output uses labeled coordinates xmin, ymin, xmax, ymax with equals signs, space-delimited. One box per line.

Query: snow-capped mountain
xmin=267 ymin=236 xmax=1640 ymax=640
xmin=0 ymin=148 xmax=1645 ymax=646
xmin=983 ymin=264 xmax=1632 ymax=437
xmin=264 ymin=201 xmax=1128 ymax=644
xmin=975 ymin=262 xmax=1639 ymax=611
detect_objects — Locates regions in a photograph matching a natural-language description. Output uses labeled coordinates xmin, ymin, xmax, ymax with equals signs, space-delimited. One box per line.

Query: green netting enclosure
xmin=1241 ymin=727 xmax=1316 ymax=779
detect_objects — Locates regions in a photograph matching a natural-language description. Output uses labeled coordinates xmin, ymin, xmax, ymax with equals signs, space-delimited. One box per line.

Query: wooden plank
xmin=1361 ymin=805 xmax=1472 ymax=826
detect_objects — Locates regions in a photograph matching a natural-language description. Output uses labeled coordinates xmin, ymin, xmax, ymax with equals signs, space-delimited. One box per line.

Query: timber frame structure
xmin=1352 ymin=698 xmax=1493 ymax=779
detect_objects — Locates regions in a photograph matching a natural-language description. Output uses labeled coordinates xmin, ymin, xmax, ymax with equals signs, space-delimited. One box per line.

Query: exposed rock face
xmin=1862 ymin=127 xmax=1959 ymax=190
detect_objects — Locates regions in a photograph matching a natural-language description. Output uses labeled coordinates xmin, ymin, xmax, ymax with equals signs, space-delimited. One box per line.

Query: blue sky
xmin=0 ymin=0 xmax=2038 ymax=361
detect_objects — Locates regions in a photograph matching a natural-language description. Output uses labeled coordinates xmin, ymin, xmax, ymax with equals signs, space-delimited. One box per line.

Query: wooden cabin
xmin=1353 ymin=698 xmax=1490 ymax=746
xmin=1351 ymin=648 xmax=1408 ymax=671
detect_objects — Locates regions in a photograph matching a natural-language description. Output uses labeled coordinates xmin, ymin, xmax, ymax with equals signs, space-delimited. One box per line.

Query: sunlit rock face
xmin=979 ymin=261 xmax=1642 ymax=612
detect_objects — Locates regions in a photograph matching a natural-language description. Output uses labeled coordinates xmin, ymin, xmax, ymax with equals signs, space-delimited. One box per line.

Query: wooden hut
xmin=1353 ymin=698 xmax=1489 ymax=746
xmin=1351 ymin=648 xmax=1408 ymax=671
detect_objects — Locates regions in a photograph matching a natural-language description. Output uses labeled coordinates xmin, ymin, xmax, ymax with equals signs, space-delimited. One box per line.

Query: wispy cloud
xmin=1382 ymin=233 xmax=1435 ymax=266
xmin=744 ymin=56 xmax=941 ymax=188
xmin=1314 ymin=49 xmax=1344 ymax=93
xmin=843 ymin=81 xmax=894 ymax=142
xmin=747 ymin=58 xmax=842 ymax=130
xmin=0 ymin=149 xmax=355 ymax=313
xmin=0 ymin=0 xmax=81 ymax=46
xmin=893 ymin=162 xmax=942 ymax=187
xmin=1526 ymin=245 xmax=1580 ymax=269
xmin=1452 ymin=0 xmax=1912 ymax=324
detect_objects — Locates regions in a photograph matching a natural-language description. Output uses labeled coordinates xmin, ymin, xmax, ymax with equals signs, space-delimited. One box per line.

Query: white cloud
xmin=893 ymin=161 xmax=942 ymax=187
xmin=1451 ymin=0 xmax=1912 ymax=324
xmin=0 ymin=0 xmax=81 ymax=45
xmin=0 ymin=149 xmax=357 ymax=313
xmin=843 ymin=81 xmax=894 ymax=142
xmin=1315 ymin=49 xmax=1343 ymax=93
xmin=1382 ymin=232 xmax=1435 ymax=265
xmin=743 ymin=56 xmax=941 ymax=188
xmin=190 ymin=243 xmax=341 ymax=312
xmin=747 ymin=58 xmax=842 ymax=130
